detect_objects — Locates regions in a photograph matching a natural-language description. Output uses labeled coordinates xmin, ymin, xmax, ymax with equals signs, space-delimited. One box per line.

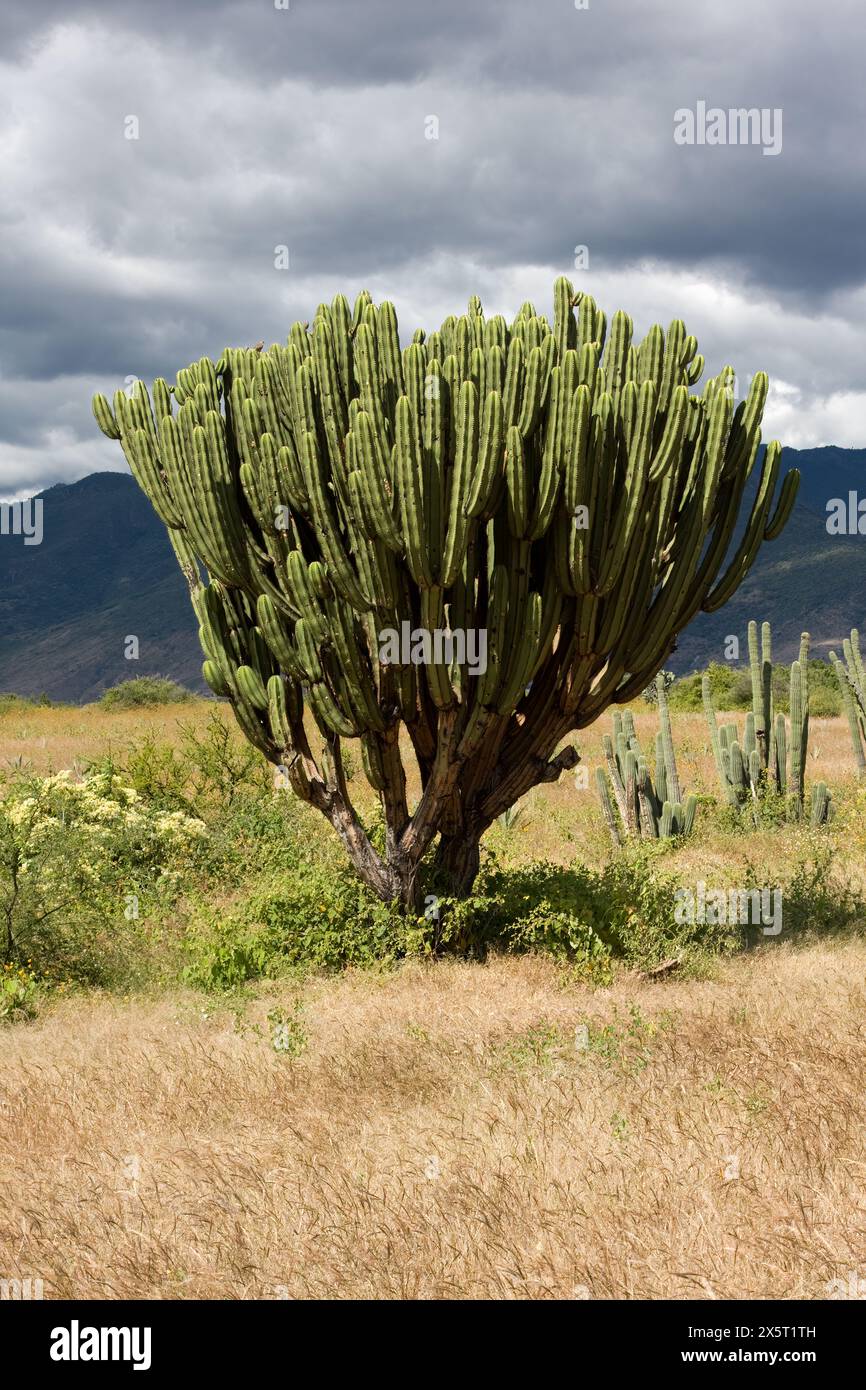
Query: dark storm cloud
xmin=1 ymin=0 xmax=865 ymax=495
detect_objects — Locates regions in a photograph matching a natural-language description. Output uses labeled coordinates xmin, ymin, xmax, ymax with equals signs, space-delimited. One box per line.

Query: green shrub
xmin=764 ymin=847 xmax=864 ymax=940
xmin=0 ymin=692 xmax=52 ymax=716
xmin=667 ymin=663 xmax=745 ymax=712
xmin=186 ymin=828 xmax=866 ymax=993
xmin=183 ymin=858 xmax=428 ymax=990
xmin=101 ymin=720 xmax=307 ymax=877
xmin=803 ymin=684 xmax=839 ymax=717
xmin=668 ymin=658 xmax=841 ymax=716
xmin=99 ymin=676 xmax=195 ymax=710
xmin=464 ymin=852 xmax=740 ymax=966
xmin=88 ymin=711 xmax=271 ymax=818
xmin=0 ymin=965 xmax=41 ymax=1022
xmin=0 ymin=768 xmax=208 ymax=986
xmin=183 ymin=844 xmax=747 ymax=992
xmin=8 ymin=723 xmax=856 ymax=1002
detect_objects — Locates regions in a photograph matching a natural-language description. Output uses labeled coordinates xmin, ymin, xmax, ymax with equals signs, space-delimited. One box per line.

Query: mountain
xmin=671 ymin=446 xmax=866 ymax=672
xmin=0 ymin=472 xmax=203 ymax=702
xmin=0 ymin=447 xmax=863 ymax=702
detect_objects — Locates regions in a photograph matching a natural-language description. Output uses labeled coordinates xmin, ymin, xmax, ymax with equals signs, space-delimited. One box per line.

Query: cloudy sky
xmin=1 ymin=0 xmax=864 ymax=500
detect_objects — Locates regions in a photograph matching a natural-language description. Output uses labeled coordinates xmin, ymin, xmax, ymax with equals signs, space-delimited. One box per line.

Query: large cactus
xmin=92 ymin=281 xmax=797 ymax=906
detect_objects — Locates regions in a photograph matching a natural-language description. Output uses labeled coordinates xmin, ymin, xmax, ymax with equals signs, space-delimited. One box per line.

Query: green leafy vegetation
xmin=98 ymin=676 xmax=195 ymax=710
xmin=668 ymin=658 xmax=841 ymax=716
xmin=0 ymin=767 xmax=207 ymax=988
xmin=0 ymin=692 xmax=53 ymax=715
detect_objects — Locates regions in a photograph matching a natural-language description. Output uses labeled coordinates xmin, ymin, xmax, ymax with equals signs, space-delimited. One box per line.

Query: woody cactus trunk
xmin=92 ymin=280 xmax=798 ymax=908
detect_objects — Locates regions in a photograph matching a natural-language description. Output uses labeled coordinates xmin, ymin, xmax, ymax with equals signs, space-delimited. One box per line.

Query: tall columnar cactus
xmin=787 ymin=643 xmax=808 ymax=811
xmin=829 ymin=629 xmax=866 ymax=779
xmin=597 ymin=674 xmax=697 ymax=845
xmin=703 ymin=627 xmax=830 ymax=825
xmin=92 ymin=281 xmax=797 ymax=906
xmin=748 ymin=619 xmax=773 ymax=772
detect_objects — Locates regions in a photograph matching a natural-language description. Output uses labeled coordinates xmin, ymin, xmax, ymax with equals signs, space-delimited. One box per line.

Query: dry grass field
xmin=2 ymin=944 xmax=865 ymax=1300
xmin=0 ymin=702 xmax=212 ymax=779
xmin=1 ymin=699 xmax=864 ymax=1300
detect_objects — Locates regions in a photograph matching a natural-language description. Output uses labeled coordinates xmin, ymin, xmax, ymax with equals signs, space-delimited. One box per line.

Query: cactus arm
xmin=788 ymin=659 xmax=804 ymax=817
xmin=595 ymin=768 xmax=624 ymax=847
xmin=656 ymin=671 xmax=682 ymax=806
xmin=831 ymin=650 xmax=866 ymax=778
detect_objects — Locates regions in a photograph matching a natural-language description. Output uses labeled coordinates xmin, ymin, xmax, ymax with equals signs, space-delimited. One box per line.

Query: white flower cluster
xmin=4 ymin=770 xmax=207 ymax=878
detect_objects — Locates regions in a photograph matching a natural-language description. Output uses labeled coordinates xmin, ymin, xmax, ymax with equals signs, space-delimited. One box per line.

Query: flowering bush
xmin=0 ymin=768 xmax=208 ymax=984
xmin=5 ymin=769 xmax=206 ymax=874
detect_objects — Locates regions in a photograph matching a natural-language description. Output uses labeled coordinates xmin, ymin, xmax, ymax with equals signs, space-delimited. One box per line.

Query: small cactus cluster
xmin=91 ymin=283 xmax=797 ymax=904
xmin=703 ymin=623 xmax=831 ymax=825
xmin=829 ymin=630 xmax=866 ymax=779
xmin=596 ymin=673 xmax=697 ymax=844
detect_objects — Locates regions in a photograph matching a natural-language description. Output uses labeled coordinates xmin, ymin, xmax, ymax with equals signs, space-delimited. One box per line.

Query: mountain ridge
xmin=0 ymin=448 xmax=862 ymax=702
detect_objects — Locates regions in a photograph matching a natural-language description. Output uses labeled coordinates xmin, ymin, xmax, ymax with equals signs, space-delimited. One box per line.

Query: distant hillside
xmin=672 ymin=445 xmax=865 ymax=672
xmin=0 ymin=447 xmax=863 ymax=702
xmin=0 ymin=473 xmax=202 ymax=702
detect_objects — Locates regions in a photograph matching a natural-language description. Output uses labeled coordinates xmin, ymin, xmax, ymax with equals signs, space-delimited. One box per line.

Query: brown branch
xmin=397 ymin=707 xmax=462 ymax=865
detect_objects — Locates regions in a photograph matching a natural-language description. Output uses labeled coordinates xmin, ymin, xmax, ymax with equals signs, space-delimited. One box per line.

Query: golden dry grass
xmin=0 ymin=698 xmax=856 ymax=785
xmin=0 ymin=702 xmax=216 ymax=778
xmin=2 ymin=942 xmax=865 ymax=1300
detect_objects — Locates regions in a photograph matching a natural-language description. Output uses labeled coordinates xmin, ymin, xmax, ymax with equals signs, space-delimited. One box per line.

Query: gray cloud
xmin=1 ymin=0 xmax=865 ymax=497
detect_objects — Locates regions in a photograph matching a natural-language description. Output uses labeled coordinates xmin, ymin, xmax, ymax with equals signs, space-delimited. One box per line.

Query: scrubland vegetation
xmin=1 ymin=690 xmax=863 ymax=1299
